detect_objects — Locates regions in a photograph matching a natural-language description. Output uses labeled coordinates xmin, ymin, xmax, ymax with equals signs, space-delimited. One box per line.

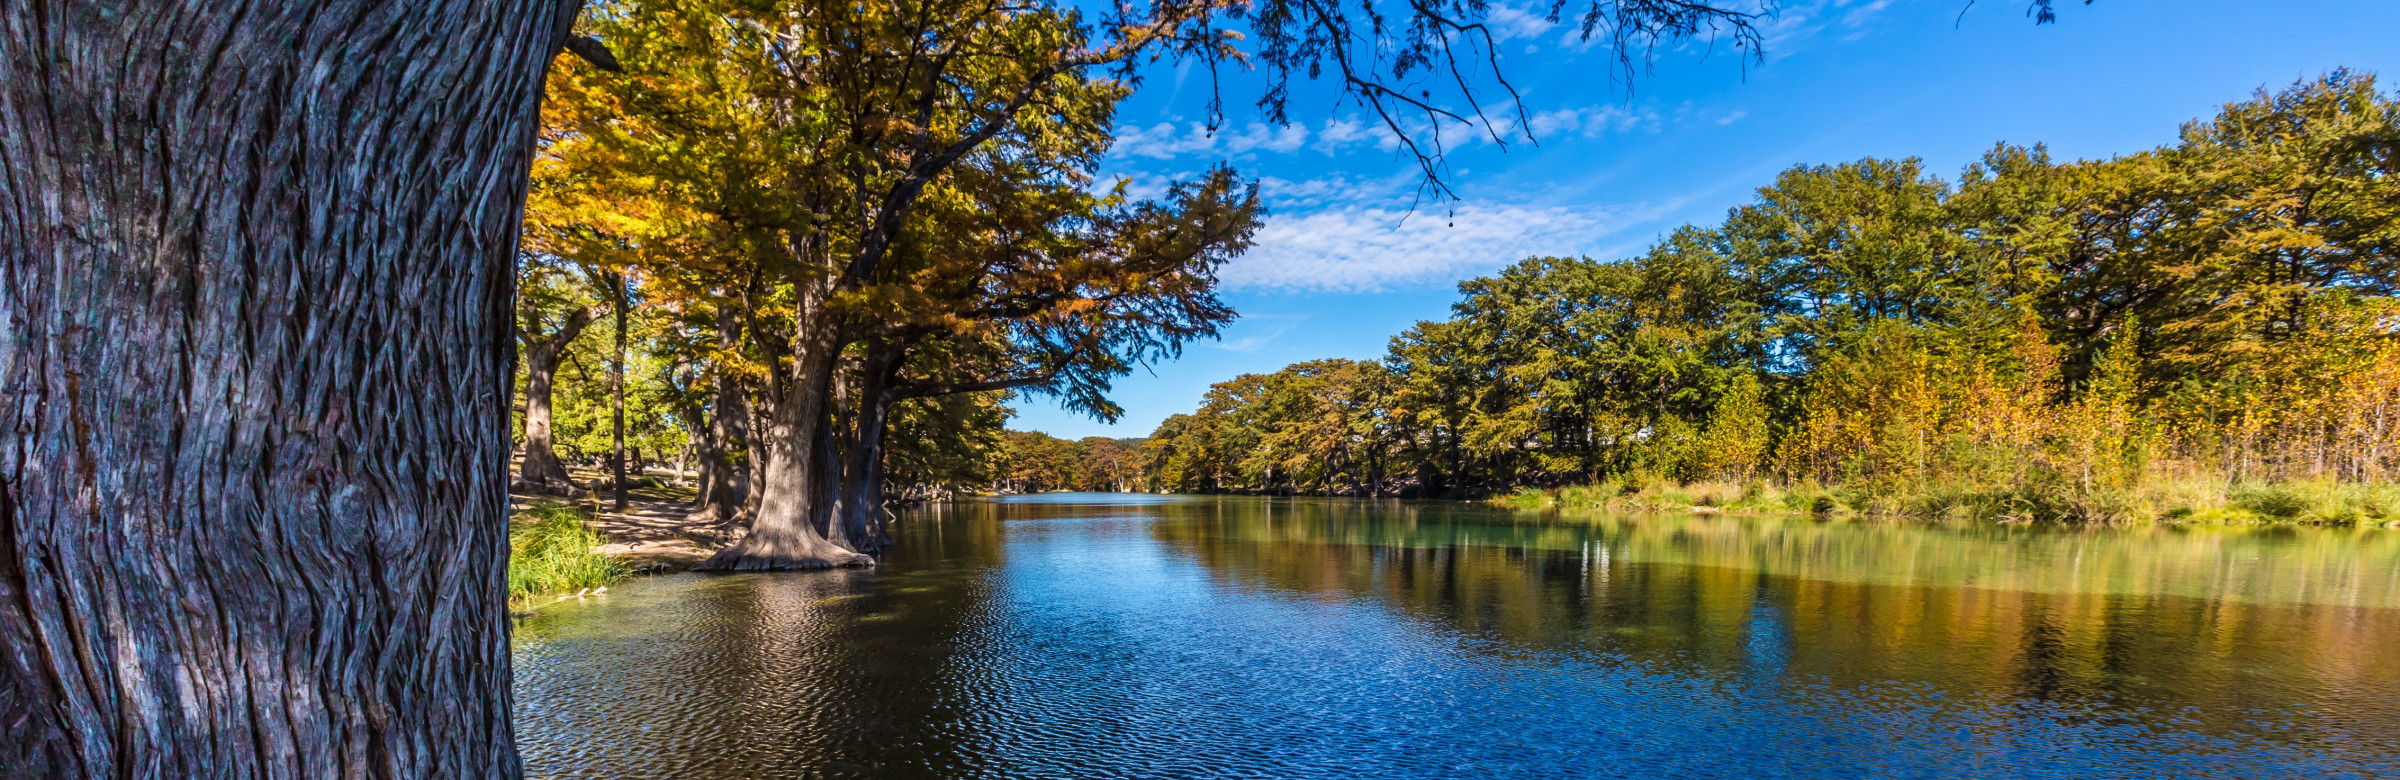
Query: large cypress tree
xmin=0 ymin=2 xmax=579 ymax=774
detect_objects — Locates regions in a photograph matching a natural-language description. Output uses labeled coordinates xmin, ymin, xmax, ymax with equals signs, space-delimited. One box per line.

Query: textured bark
xmin=738 ymin=390 xmax=770 ymax=524
xmin=0 ymin=1 xmax=576 ymax=776
xmin=836 ymin=396 xmax=895 ymax=552
xmin=809 ymin=393 xmax=847 ymax=542
xmin=683 ymin=375 xmax=747 ymax=526
xmin=518 ymin=306 xmax=595 ymax=491
xmin=684 ymin=310 xmax=747 ymax=526
xmin=835 ymin=339 xmax=910 ymax=554
xmin=696 ymin=306 xmax=870 ymax=571
xmin=605 ymin=274 xmax=629 ymax=511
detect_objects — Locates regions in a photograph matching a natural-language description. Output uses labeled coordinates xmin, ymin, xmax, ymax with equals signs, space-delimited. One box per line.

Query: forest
xmin=1004 ymin=73 xmax=2400 ymax=523
xmin=6 ymin=0 xmax=2376 ymax=773
xmin=10 ymin=0 xmax=1739 ymax=770
xmin=508 ymin=0 xmax=1279 ymax=573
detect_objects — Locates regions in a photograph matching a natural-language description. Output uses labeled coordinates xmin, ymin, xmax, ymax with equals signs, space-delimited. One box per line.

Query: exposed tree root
xmin=694 ymin=527 xmax=873 ymax=571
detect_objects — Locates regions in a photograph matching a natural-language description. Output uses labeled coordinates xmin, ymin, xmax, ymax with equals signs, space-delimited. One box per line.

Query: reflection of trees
xmin=514 ymin=507 xmax=1008 ymax=779
xmin=1148 ymin=498 xmax=2400 ymax=743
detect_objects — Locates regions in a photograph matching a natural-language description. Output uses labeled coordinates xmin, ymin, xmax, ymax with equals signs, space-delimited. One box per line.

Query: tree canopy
xmin=1001 ymin=72 xmax=2400 ymax=519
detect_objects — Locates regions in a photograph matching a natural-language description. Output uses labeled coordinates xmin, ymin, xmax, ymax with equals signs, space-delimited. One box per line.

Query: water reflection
xmin=514 ymin=494 xmax=2400 ymax=779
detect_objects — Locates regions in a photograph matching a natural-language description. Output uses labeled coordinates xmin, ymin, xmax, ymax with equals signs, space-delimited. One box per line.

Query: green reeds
xmin=509 ymin=502 xmax=628 ymax=602
xmin=1491 ymin=475 xmax=2400 ymax=526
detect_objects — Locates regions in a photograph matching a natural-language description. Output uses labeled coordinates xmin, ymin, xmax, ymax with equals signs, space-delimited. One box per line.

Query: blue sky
xmin=1009 ymin=0 xmax=2400 ymax=440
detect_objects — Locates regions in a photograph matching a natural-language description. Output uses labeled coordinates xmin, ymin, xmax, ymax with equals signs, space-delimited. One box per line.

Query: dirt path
xmin=510 ymin=467 xmax=724 ymax=570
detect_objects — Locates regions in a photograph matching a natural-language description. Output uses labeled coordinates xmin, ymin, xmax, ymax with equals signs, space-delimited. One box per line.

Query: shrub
xmin=510 ymin=502 xmax=628 ymax=602
xmin=2232 ymin=484 xmax=2314 ymax=520
xmin=1499 ymin=486 xmax=1552 ymax=509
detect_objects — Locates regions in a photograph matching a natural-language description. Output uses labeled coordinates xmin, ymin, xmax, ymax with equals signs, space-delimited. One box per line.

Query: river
xmin=513 ymin=493 xmax=2400 ymax=779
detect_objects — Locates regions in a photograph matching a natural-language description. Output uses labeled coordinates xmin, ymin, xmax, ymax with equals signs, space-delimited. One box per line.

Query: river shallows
xmin=514 ymin=494 xmax=2400 ymax=779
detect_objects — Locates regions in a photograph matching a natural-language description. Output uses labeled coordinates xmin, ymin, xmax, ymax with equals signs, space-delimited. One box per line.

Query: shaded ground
xmin=510 ymin=466 xmax=721 ymax=570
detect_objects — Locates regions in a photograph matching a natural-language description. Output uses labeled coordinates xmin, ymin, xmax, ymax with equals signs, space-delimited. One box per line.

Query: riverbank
xmin=507 ymin=469 xmax=721 ymax=603
xmin=513 ymin=492 xmax=2400 ymax=779
xmin=1498 ymin=477 xmax=2400 ymax=526
xmin=509 ymin=502 xmax=629 ymax=602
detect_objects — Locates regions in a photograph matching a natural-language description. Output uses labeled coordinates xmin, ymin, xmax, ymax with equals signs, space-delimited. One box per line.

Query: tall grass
xmin=1498 ymin=475 xmax=2400 ymax=526
xmin=510 ymin=502 xmax=627 ymax=602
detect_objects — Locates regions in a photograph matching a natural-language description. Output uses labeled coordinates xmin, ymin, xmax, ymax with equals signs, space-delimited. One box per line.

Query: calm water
xmin=513 ymin=494 xmax=2400 ymax=779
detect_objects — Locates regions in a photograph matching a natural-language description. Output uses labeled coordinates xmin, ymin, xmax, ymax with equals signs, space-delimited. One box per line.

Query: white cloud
xmin=1256 ymin=169 xmax=1418 ymax=209
xmin=1311 ymin=117 xmax=1382 ymax=154
xmin=1210 ymin=315 xmax=1307 ymax=352
xmin=1113 ymin=122 xmax=1221 ymax=159
xmin=1221 ymin=198 xmax=1688 ymax=292
xmin=1220 ymin=122 xmax=1308 ymax=154
xmin=1487 ymin=5 xmax=1557 ymax=41
xmin=1114 ymin=120 xmax=1321 ymax=160
xmin=1525 ymin=104 xmax=1660 ymax=138
xmin=1759 ymin=0 xmax=1898 ymax=51
xmin=1116 ymin=101 xmax=1743 ymax=162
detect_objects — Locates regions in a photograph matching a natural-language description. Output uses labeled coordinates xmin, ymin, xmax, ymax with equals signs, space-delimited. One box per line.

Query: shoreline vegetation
xmin=991 ymin=74 xmax=2400 ymax=524
xmin=513 ymin=472 xmax=2398 ymax=604
xmin=1492 ymin=478 xmax=2400 ymax=527
xmin=510 ymin=502 xmax=631 ymax=604
xmin=513 ymin=73 xmax=2400 ymax=603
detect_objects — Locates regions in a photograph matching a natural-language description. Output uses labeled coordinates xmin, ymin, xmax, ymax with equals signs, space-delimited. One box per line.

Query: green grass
xmin=1505 ymin=486 xmax=1553 ymax=508
xmin=509 ymin=502 xmax=628 ymax=602
xmin=1492 ymin=475 xmax=2400 ymax=526
xmin=2226 ymin=480 xmax=2400 ymax=525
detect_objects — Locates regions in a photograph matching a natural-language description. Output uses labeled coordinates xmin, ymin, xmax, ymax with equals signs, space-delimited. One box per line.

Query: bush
xmin=1483 ymin=474 xmax=2398 ymax=526
xmin=2233 ymin=484 xmax=2314 ymax=519
xmin=1505 ymin=486 xmax=1552 ymax=508
xmin=510 ymin=502 xmax=628 ymax=602
xmin=1557 ymin=481 xmax=1624 ymax=507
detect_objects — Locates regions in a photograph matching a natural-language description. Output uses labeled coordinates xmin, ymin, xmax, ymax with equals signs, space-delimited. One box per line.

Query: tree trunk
xmin=685 ymin=367 xmax=747 ymax=526
xmin=810 ymin=390 xmax=848 ymax=543
xmin=518 ymin=308 xmax=595 ymax=492
xmin=739 ymin=385 xmax=771 ymax=524
xmin=0 ymin=1 xmax=576 ymax=775
xmin=606 ymin=272 xmax=630 ymax=511
xmin=685 ymin=307 xmax=747 ymax=526
xmin=696 ymin=302 xmax=869 ymax=571
xmin=836 ymin=339 xmax=912 ymax=553
xmin=838 ymin=399 xmax=896 ymax=551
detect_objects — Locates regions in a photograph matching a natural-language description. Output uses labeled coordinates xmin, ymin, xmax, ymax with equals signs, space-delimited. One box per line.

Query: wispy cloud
xmin=1220 ymin=198 xmax=1690 ymax=293
xmin=1758 ymin=0 xmax=1899 ymax=51
xmin=1256 ymin=169 xmax=1420 ymax=209
xmin=1115 ymin=120 xmax=1335 ymax=160
xmin=1486 ymin=4 xmax=1559 ymax=42
xmin=1210 ymin=314 xmax=1308 ymax=352
xmin=1524 ymin=104 xmax=1661 ymax=137
xmin=1114 ymin=99 xmax=1744 ymax=163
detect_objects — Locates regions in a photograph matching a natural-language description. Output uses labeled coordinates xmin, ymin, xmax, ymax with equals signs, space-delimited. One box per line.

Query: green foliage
xmin=537 ymin=306 xmax=690 ymax=463
xmin=988 ymin=430 xmax=1152 ymax=492
xmin=886 ymin=391 xmax=1013 ymax=492
xmin=520 ymin=0 xmax=1270 ymax=525
xmin=1132 ymin=359 xmax=1401 ymax=495
xmin=2230 ymin=482 xmax=2400 ymax=525
xmin=509 ymin=503 xmax=629 ymax=602
xmin=1127 ymin=72 xmax=2400 ymax=520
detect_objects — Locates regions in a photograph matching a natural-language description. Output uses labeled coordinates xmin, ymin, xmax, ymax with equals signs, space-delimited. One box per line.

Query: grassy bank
xmin=510 ymin=502 xmax=629 ymax=602
xmin=1499 ymin=477 xmax=2400 ymax=526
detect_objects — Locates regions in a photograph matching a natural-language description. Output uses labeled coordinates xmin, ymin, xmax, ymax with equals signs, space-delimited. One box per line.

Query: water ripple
xmin=515 ymin=496 xmax=2400 ymax=779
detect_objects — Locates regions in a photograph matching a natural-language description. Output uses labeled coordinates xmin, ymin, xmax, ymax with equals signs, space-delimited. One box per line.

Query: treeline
xmin=512 ymin=0 xmax=1268 ymax=569
xmin=1029 ymin=73 xmax=2400 ymax=520
xmin=990 ymin=432 xmax=1150 ymax=493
